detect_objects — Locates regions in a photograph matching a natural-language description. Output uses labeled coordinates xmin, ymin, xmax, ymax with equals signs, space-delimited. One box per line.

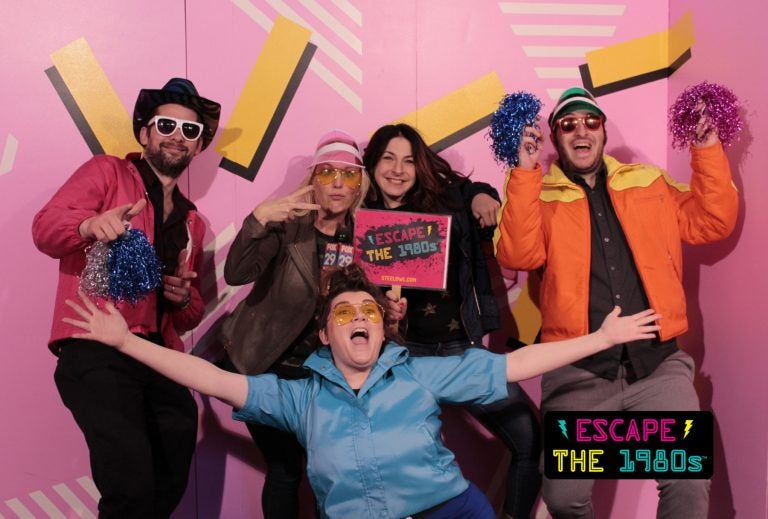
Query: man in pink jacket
xmin=33 ymin=78 xmax=220 ymax=518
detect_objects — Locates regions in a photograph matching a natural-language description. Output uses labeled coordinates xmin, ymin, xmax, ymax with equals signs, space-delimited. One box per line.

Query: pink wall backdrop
xmin=0 ymin=1 xmax=764 ymax=517
xmin=666 ymin=2 xmax=768 ymax=519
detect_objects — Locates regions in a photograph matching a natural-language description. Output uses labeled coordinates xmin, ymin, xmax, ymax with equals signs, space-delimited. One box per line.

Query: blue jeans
xmin=407 ymin=339 xmax=542 ymax=518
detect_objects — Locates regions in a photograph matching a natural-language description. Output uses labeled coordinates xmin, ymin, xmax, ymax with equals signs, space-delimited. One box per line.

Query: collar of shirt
xmin=566 ymin=162 xmax=608 ymax=191
xmin=134 ymin=158 xmax=197 ymax=217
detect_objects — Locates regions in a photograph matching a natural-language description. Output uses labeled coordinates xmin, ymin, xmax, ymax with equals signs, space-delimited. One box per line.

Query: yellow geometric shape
xmin=392 ymin=72 xmax=507 ymax=150
xmin=217 ymin=16 xmax=314 ymax=180
xmin=511 ymin=277 xmax=542 ymax=345
xmin=584 ymin=11 xmax=694 ymax=88
xmin=50 ymin=38 xmax=138 ymax=157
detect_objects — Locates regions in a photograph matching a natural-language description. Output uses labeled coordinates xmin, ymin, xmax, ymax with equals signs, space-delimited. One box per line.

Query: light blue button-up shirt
xmin=233 ymin=342 xmax=508 ymax=518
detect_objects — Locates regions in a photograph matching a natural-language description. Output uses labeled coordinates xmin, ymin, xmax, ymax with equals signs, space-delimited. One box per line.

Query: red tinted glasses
xmin=555 ymin=114 xmax=604 ymax=133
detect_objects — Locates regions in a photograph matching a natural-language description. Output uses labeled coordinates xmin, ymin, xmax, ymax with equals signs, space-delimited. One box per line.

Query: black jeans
xmin=407 ymin=339 xmax=542 ymax=519
xmin=54 ymin=339 xmax=197 ymax=519
xmin=246 ymin=421 xmax=307 ymax=519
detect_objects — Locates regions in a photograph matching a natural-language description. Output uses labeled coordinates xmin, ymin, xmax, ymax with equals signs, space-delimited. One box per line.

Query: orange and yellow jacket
xmin=495 ymin=142 xmax=738 ymax=343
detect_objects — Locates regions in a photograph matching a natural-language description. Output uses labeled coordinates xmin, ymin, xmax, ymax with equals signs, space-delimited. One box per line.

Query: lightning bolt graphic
xmin=558 ymin=419 xmax=568 ymax=439
xmin=427 ymin=225 xmax=433 ymax=236
xmin=684 ymin=419 xmax=693 ymax=439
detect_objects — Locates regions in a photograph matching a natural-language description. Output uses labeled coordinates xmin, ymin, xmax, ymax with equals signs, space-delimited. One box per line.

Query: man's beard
xmin=144 ymin=144 xmax=193 ymax=179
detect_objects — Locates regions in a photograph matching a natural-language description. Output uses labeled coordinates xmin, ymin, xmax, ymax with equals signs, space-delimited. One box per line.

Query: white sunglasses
xmin=147 ymin=115 xmax=204 ymax=141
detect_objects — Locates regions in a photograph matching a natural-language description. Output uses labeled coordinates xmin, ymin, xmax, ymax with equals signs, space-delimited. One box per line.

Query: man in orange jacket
xmin=495 ymin=87 xmax=738 ymax=518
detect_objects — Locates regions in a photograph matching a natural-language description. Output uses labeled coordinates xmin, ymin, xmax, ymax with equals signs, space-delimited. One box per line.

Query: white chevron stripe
xmin=76 ymin=477 xmax=100 ymax=503
xmin=28 ymin=492 xmax=66 ymax=519
xmin=523 ymin=45 xmax=598 ymax=57
xmin=231 ymin=0 xmax=363 ymax=110
xmin=200 ymin=223 xmax=237 ymax=294
xmin=0 ymin=134 xmax=18 ymax=176
xmin=299 ymin=0 xmax=362 ymax=53
xmin=535 ymin=66 xmax=583 ymax=78
xmin=187 ymin=285 xmax=246 ymax=357
xmin=231 ymin=0 xmax=272 ymax=31
xmin=54 ymin=483 xmax=97 ymax=519
xmin=4 ymin=499 xmax=34 ymax=519
xmin=209 ymin=223 xmax=237 ymax=254
xmin=329 ymin=0 xmax=362 ymax=26
xmin=266 ymin=0 xmax=363 ymax=82
xmin=547 ymin=87 xmax=568 ymax=100
xmin=512 ymin=24 xmax=615 ymax=37
xmin=1 ymin=478 xmax=99 ymax=519
xmin=499 ymin=2 xmax=626 ymax=16
xmin=309 ymin=60 xmax=363 ymax=112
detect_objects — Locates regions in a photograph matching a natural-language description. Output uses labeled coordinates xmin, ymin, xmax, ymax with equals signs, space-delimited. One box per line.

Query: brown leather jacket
xmin=219 ymin=212 xmax=320 ymax=375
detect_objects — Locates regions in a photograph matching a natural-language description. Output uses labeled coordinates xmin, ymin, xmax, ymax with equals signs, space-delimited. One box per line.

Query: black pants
xmin=55 ymin=339 xmax=198 ymax=519
xmin=472 ymin=382 xmax=542 ymax=518
xmin=219 ymin=353 xmax=310 ymax=519
xmin=246 ymin=421 xmax=307 ymax=519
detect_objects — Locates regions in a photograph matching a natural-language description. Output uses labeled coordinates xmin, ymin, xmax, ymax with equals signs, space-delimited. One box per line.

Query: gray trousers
xmin=540 ymin=350 xmax=710 ymax=519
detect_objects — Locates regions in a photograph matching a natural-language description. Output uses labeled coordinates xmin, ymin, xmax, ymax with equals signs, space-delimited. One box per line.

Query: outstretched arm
xmin=505 ymin=307 xmax=660 ymax=381
xmin=64 ymin=291 xmax=248 ymax=408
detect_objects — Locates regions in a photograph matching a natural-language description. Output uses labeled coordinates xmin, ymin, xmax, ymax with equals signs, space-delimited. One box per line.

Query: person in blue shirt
xmin=62 ymin=264 xmax=660 ymax=519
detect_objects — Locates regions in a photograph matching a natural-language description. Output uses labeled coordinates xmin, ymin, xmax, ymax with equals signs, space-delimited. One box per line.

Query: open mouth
xmin=350 ymin=328 xmax=369 ymax=340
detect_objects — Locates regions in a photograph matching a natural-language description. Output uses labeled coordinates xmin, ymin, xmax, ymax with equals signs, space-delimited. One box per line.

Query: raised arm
xmin=494 ymin=124 xmax=548 ymax=270
xmin=224 ymin=185 xmax=319 ymax=285
xmin=64 ymin=291 xmax=248 ymax=408
xmin=505 ymin=307 xmax=660 ymax=381
xmin=672 ymin=140 xmax=738 ymax=244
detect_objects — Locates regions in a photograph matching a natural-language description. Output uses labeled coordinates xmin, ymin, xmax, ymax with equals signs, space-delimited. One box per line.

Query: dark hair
xmin=363 ymin=123 xmax=465 ymax=213
xmin=317 ymin=263 xmax=402 ymax=343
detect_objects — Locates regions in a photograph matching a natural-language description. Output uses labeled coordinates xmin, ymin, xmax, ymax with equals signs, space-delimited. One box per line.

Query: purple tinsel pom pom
xmin=107 ymin=228 xmax=163 ymax=304
xmin=488 ymin=91 xmax=542 ymax=167
xmin=668 ymin=81 xmax=743 ymax=150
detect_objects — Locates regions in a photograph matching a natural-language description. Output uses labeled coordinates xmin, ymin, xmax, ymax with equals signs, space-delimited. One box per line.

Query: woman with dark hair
xmin=364 ymin=123 xmax=542 ymax=518
xmin=64 ymin=263 xmax=660 ymax=519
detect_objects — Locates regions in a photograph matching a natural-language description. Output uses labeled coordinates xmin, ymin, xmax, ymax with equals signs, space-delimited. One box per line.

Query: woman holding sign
xmin=363 ymin=123 xmax=542 ymax=518
xmin=64 ymin=263 xmax=660 ymax=519
xmin=218 ymin=130 xmax=370 ymax=518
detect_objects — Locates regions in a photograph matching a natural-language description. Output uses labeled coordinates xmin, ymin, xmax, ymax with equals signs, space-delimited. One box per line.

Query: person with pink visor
xmin=218 ymin=130 xmax=371 ymax=518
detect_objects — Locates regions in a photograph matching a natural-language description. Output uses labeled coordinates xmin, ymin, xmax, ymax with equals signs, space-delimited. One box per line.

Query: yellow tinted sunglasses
xmin=331 ymin=302 xmax=384 ymax=326
xmin=314 ymin=167 xmax=363 ymax=189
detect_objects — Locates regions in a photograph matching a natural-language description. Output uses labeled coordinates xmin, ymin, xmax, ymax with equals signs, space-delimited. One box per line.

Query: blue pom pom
xmin=488 ymin=92 xmax=542 ymax=167
xmin=107 ymin=228 xmax=163 ymax=305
